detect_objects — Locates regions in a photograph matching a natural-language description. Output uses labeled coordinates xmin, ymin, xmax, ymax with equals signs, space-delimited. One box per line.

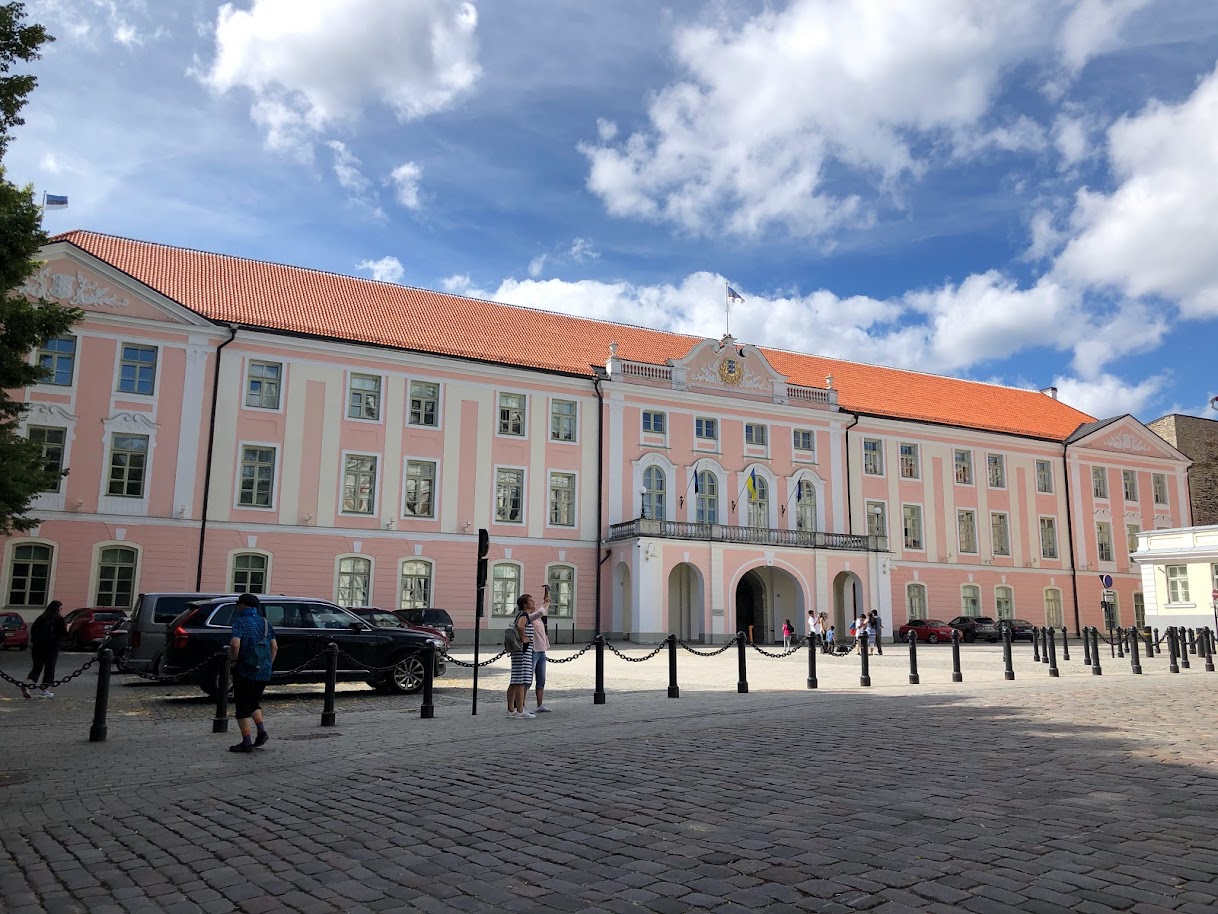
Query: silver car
xmin=115 ymin=592 xmax=231 ymax=673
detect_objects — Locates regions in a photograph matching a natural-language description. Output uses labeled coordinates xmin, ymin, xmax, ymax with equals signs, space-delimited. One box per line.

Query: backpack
xmin=504 ymin=619 xmax=524 ymax=653
xmin=239 ymin=618 xmax=272 ymax=678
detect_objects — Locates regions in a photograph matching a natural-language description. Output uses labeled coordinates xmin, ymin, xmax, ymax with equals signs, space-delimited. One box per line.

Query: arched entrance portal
xmin=735 ymin=567 xmax=805 ymax=644
xmin=613 ymin=562 xmax=633 ymax=638
xmin=668 ymin=563 xmax=704 ymax=642
xmin=832 ymin=570 xmax=864 ymax=635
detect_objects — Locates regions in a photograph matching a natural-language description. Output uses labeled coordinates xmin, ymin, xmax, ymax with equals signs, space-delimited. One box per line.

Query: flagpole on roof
xmin=39 ymin=190 xmax=44 ymax=230
xmin=725 ymin=282 xmax=730 ymax=336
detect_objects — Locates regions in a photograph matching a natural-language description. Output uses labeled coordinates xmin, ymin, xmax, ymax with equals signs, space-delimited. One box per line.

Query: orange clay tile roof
xmin=52 ymin=230 xmax=1094 ymax=441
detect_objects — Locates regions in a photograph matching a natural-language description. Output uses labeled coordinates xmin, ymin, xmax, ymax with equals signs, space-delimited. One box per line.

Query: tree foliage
xmin=0 ymin=2 xmax=78 ymax=535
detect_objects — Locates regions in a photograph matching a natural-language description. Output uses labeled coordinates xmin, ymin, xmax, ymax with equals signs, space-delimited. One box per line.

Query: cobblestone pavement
xmin=1 ymin=636 xmax=1216 ymax=913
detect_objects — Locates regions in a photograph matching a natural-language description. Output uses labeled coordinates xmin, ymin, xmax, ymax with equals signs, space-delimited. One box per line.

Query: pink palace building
xmin=1 ymin=231 xmax=1194 ymax=642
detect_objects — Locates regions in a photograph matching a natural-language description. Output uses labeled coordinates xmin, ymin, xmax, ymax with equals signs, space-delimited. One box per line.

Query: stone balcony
xmin=607 ymin=518 xmax=888 ymax=552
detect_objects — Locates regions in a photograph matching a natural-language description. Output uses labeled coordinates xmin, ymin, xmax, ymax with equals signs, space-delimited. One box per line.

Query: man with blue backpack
xmin=228 ymin=593 xmax=278 ymax=753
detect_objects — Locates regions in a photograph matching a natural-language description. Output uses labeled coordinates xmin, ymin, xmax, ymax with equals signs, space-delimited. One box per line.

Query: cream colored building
xmin=1133 ymin=525 xmax=1218 ymax=633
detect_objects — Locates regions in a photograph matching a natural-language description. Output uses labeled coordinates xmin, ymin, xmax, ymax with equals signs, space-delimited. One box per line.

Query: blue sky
xmin=13 ymin=0 xmax=1218 ymax=422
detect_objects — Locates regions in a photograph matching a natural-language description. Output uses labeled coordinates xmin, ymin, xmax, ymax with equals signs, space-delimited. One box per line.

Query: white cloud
xmin=327 ymin=140 xmax=371 ymax=194
xmin=1057 ymin=0 xmax=1151 ymax=73
xmin=388 ymin=161 xmax=423 ymax=209
xmin=569 ymin=237 xmax=599 ymax=262
xmin=527 ymin=254 xmax=547 ymax=278
xmin=1050 ymin=371 xmax=1165 ymax=418
xmin=201 ymin=0 xmax=480 ymax=155
xmin=39 ymin=152 xmax=63 ymax=174
xmin=358 ymin=256 xmax=405 ymax=284
xmin=595 ymin=117 xmax=617 ymax=142
xmin=1026 ymin=209 xmax=1067 ymax=261
xmin=1052 ymin=113 xmax=1092 ymax=167
xmin=1054 ymin=63 xmax=1218 ymax=317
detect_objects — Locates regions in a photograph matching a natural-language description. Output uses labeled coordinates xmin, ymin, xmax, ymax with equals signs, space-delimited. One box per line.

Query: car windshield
xmin=1011 ymin=619 xmax=1032 ymax=626
xmin=0 ymin=614 xmax=22 ymax=627
xmin=360 ymin=610 xmax=406 ymax=628
xmin=926 ymin=620 xmax=948 ymax=627
xmin=95 ymin=611 xmax=126 ymax=622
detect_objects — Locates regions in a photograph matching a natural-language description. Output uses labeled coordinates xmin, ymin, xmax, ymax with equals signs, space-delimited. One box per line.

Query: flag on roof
xmin=44 ymin=194 xmax=68 ymax=209
xmin=727 ymin=285 xmax=744 ymax=303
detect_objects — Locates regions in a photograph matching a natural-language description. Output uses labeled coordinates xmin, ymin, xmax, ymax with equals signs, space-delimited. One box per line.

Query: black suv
xmin=997 ymin=618 xmax=1036 ymax=641
xmin=397 ymin=608 xmax=456 ymax=643
xmin=947 ymin=615 xmax=1000 ymax=643
xmin=163 ymin=597 xmax=447 ymax=696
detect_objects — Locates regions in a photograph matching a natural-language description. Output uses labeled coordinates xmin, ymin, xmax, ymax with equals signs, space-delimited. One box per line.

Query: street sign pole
xmin=1211 ymin=588 xmax=1218 ymax=644
xmin=472 ymin=529 xmax=489 ymax=716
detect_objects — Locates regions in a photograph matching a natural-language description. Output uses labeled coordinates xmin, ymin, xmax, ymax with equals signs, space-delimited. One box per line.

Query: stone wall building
xmin=1148 ymin=415 xmax=1218 ymax=527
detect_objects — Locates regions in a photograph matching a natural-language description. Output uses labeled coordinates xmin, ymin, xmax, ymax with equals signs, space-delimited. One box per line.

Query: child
xmin=782 ymin=619 xmax=794 ymax=650
xmin=826 ymin=625 xmax=835 ymax=653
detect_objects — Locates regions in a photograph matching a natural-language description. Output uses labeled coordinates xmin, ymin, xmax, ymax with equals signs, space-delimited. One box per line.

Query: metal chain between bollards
xmin=547 ymin=642 xmax=596 ymax=664
xmin=115 ymin=653 xmax=218 ymax=683
xmin=0 ymin=655 xmax=97 ymax=691
xmin=603 ymin=640 xmax=667 ymax=663
xmin=446 ymin=649 xmax=508 ymax=668
xmin=677 ymin=639 xmax=738 ymax=657
xmin=747 ymin=636 xmax=807 ymax=659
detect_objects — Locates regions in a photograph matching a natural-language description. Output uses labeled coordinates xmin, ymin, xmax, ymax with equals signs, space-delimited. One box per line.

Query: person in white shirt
xmin=529 ymin=587 xmax=552 ymax=712
xmin=810 ymin=610 xmax=824 ymax=653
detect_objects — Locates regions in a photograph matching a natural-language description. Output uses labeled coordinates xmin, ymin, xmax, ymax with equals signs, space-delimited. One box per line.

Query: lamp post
xmin=639 ymin=486 xmax=648 ymax=521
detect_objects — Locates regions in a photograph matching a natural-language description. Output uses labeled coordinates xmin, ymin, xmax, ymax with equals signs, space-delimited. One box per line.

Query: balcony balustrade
xmin=607 ymin=518 xmax=887 ymax=552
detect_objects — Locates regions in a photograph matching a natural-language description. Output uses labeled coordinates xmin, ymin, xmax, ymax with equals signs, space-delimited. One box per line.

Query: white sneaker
xmin=519 ymin=709 xmax=536 ymax=718
xmin=535 ymin=705 xmax=552 ymax=713
xmin=506 ymin=710 xmax=518 ymax=718
xmin=39 ymin=690 xmax=54 ymax=699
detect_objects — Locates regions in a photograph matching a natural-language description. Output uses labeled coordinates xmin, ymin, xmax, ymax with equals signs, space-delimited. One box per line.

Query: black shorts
xmin=233 ymin=674 xmax=268 ymax=719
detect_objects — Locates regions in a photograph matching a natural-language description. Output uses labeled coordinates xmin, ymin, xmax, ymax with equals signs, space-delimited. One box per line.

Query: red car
xmin=0 ymin=612 xmax=29 ymax=650
xmin=898 ymin=618 xmax=956 ymax=644
xmin=346 ymin=606 xmax=452 ymax=649
xmin=63 ymin=608 xmax=129 ymax=651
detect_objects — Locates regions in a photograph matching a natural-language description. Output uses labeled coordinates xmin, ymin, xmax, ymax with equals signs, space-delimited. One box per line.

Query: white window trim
xmin=496 ymin=390 xmax=529 ymax=439
xmin=995 ymin=584 xmax=1015 ymax=618
xmin=88 ymin=540 xmax=143 ymax=610
xmin=954 ymin=449 xmax=975 ymax=486
xmin=338 ymin=450 xmax=382 ymax=517
xmin=345 ymin=370 xmax=385 ymax=425
xmin=406 ymin=377 xmax=444 ymax=431
xmin=744 ymin=422 xmax=770 ymax=456
xmin=544 ymin=561 xmax=577 ymax=619
xmin=791 ymin=471 xmax=824 ymax=532
xmin=688 ymin=459 xmax=726 ymax=526
xmin=545 ymin=468 xmax=580 ymax=531
xmin=1035 ymin=459 xmax=1055 ymax=494
xmin=1122 ymin=470 xmax=1138 ymax=502
xmin=640 ymin=408 xmax=668 ymax=443
xmin=492 ymin=463 xmax=528 ymax=526
xmin=986 ymin=453 xmax=1006 ymax=489
xmin=333 ymin=553 xmax=374 ymax=606
xmin=792 ymin=428 xmax=817 ymax=464
xmin=898 ymin=442 xmax=920 ymax=480
xmin=401 ymin=454 xmax=441 ymax=522
xmin=3 ymin=538 xmax=60 ymax=609
xmin=241 ymin=358 xmax=286 ymax=414
xmin=548 ymin=397 xmax=578 ymax=445
xmin=957 ymin=509 xmax=979 ymax=555
xmin=1044 ymin=587 xmax=1064 ymax=627
xmin=862 ymin=437 xmax=885 ymax=476
xmin=902 ymin=502 xmax=925 ymax=551
xmin=1092 ymin=466 xmax=1109 ymax=500
xmin=637 ymin=453 xmax=676 ymax=523
xmin=113 ymin=341 xmax=160 ymax=399
xmin=694 ymin=415 xmax=720 ymax=451
xmin=19 ymin=404 xmax=78 ymax=513
xmin=399 ymin=557 xmax=435 ymax=610
xmin=1152 ymin=473 xmax=1168 ymax=505
xmin=961 ymin=584 xmax=981 ymax=616
xmin=227 ymin=548 xmax=273 ymax=594
xmin=741 ymin=464 xmax=777 ymax=529
xmin=1096 ymin=521 xmax=1115 ymax=565
xmin=97 ymin=412 xmax=159 ymax=517
xmin=906 ymin=582 xmax=928 ymax=620
xmin=1039 ymin=515 xmax=1059 ymax=559
xmin=990 ymin=511 xmax=1011 ymax=556
xmin=30 ymin=334 xmax=79 ymax=392
xmin=490 ymin=560 xmax=524 ymax=617
xmin=233 ymin=441 xmax=281 ymax=512
xmin=865 ymin=500 xmax=887 ymax=538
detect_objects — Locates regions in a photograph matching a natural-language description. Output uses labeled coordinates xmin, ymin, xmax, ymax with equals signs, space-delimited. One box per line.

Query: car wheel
xmin=388 ymin=654 xmax=425 ymax=694
xmin=963 ymin=632 xmax=976 ymax=644
xmin=927 ymin=633 xmax=939 ymax=644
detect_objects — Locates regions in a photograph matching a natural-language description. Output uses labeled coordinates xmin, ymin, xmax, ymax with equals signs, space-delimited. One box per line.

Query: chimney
xmin=1040 ymin=386 xmax=1058 ymax=400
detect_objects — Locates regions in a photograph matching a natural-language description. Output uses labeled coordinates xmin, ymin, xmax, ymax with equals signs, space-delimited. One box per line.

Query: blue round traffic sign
xmin=1101 ymin=574 xmax=1113 ymax=589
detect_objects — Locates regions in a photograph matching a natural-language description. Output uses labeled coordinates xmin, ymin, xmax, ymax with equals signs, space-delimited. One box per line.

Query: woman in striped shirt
xmin=507 ymin=594 xmax=537 ymax=719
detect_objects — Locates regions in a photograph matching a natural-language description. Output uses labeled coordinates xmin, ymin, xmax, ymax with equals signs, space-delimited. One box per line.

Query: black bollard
xmin=89 ymin=648 xmax=114 ymax=743
xmin=1109 ymin=625 xmax=1116 ymax=659
xmin=1129 ymin=624 xmax=1142 ymax=675
xmin=212 ymin=650 xmax=230 ymax=733
xmin=1042 ymin=626 xmax=1051 ymax=664
xmin=1205 ymin=628 xmax=1215 ymax=673
xmin=736 ymin=632 xmax=749 ymax=694
xmin=420 ymin=644 xmax=435 ymax=719
xmin=667 ymin=634 xmax=679 ymax=698
xmin=1189 ymin=628 xmax=1198 ymax=655
xmin=1090 ymin=627 xmax=1102 ymax=676
xmin=1144 ymin=627 xmax=1153 ymax=659
xmin=806 ymin=631 xmax=818 ymax=690
xmin=859 ymin=632 xmax=871 ymax=687
xmin=1083 ymin=626 xmax=1092 ymax=666
xmin=1047 ymin=628 xmax=1059 ymax=678
xmin=1154 ymin=627 xmax=1161 ymax=655
xmin=1002 ymin=627 xmax=1014 ymax=681
xmin=1033 ymin=627 xmax=1041 ymax=662
xmin=907 ymin=631 xmax=920 ymax=685
xmin=1167 ymin=627 xmax=1180 ymax=674
xmin=1180 ymin=627 xmax=1191 ymax=670
xmin=1061 ymin=626 xmax=1070 ymax=661
xmin=594 ymin=635 xmax=607 ymax=704
xmin=951 ymin=629 xmax=963 ymax=683
xmin=321 ymin=641 xmax=338 ymax=726
xmin=1116 ymin=627 xmax=1125 ymax=658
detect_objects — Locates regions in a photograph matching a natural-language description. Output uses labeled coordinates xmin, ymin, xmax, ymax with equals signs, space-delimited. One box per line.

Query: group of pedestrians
xmin=506 ymin=588 xmax=553 ymax=719
xmin=803 ymin=608 xmax=885 ymax=655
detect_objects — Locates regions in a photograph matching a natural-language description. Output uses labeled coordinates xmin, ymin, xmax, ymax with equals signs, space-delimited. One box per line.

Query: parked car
xmin=897 ymin=618 xmax=956 ymax=644
xmin=63 ymin=608 xmax=129 ymax=650
xmin=396 ymin=608 xmax=455 ymax=643
xmin=997 ymin=618 xmax=1037 ymax=641
xmin=163 ymin=596 xmax=447 ymax=696
xmin=347 ymin=606 xmax=452 ymax=650
xmin=947 ymin=615 xmax=1000 ymax=643
xmin=120 ymin=592 xmax=232 ymax=674
xmin=0 ymin=612 xmax=29 ymax=650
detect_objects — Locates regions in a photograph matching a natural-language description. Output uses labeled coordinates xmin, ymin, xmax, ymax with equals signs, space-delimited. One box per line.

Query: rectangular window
xmin=107 ymin=434 xmax=149 ymax=498
xmin=1152 ymin=473 xmax=1168 ymax=505
xmin=7 ymin=543 xmax=52 ymax=606
xmin=1122 ymin=469 xmax=1138 ymax=502
xmin=399 ymin=560 xmax=432 ymax=610
xmin=745 ymin=423 xmax=768 ymax=446
xmin=348 ymin=374 xmax=381 ymax=420
xmin=232 ymin=554 xmax=268 ymax=594
xmin=549 ymin=472 xmax=576 ymax=526
xmin=863 ymin=438 xmax=883 ymax=475
xmin=1045 ymin=589 xmax=1063 ymax=628
xmin=1133 ymin=592 xmax=1145 ymax=629
xmin=991 ymin=513 xmax=1011 ymax=556
xmin=641 ymin=409 xmax=665 ymax=434
xmin=409 ymin=381 xmax=439 ymax=427
xmin=27 ymin=426 xmax=66 ymax=492
xmin=336 ymin=556 xmax=371 ymax=606
xmin=96 ymin=546 xmax=137 ymax=608
xmin=793 ymin=429 xmax=815 ymax=454
xmin=491 ymin=564 xmax=520 ymax=616
xmin=866 ymin=502 xmax=886 ymax=538
xmin=1096 ymin=522 xmax=1114 ymax=562
xmin=403 ymin=460 xmax=436 ymax=518
xmin=1040 ymin=517 xmax=1058 ymax=559
xmin=962 ymin=585 xmax=980 ymax=616
xmin=342 ymin=455 xmax=377 ymax=514
xmin=1126 ymin=524 xmax=1140 ymax=556
xmin=238 ymin=446 xmax=276 ymax=507
xmin=550 ymin=399 xmax=577 ymax=441
xmin=38 ymin=336 xmax=76 ymax=386
xmin=907 ymin=584 xmax=927 ymax=621
xmin=954 ymin=449 xmax=973 ymax=485
xmin=1167 ymin=565 xmax=1189 ymax=603
xmin=695 ymin=417 xmax=718 ymax=440
xmin=496 ymin=468 xmax=524 ymax=523
xmin=245 ymin=361 xmax=282 ymax=409
xmin=1036 ymin=459 xmax=1053 ymax=494
xmin=117 ymin=344 xmax=157 ymax=395
xmin=547 ymin=565 xmax=575 ymax=618
xmin=1092 ymin=466 xmax=1108 ymax=499
xmin=987 ymin=453 xmax=1006 ymax=488
xmin=499 ymin=393 xmax=527 ymax=436
xmin=899 ymin=443 xmax=919 ymax=479
xmin=995 ymin=586 xmax=1014 ymax=621
xmin=902 ymin=505 xmax=923 ymax=550
xmin=957 ymin=510 xmax=978 ymax=554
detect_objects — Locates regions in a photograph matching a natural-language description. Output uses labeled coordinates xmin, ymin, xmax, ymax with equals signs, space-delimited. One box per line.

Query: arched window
xmin=338 ymin=556 xmax=372 ymax=606
xmin=400 ymin=559 xmax=433 ymax=610
xmin=7 ymin=543 xmax=52 ymax=606
xmin=995 ymin=585 xmax=1014 ymax=620
xmin=795 ymin=480 xmax=817 ymax=532
xmin=547 ymin=564 xmax=575 ymax=619
xmin=961 ymin=584 xmax=980 ymax=617
xmin=696 ymin=470 xmax=718 ymax=524
xmin=748 ymin=475 xmax=769 ymax=529
xmin=96 ymin=546 xmax=138 ymax=608
xmin=491 ymin=563 xmax=521 ymax=617
xmin=643 ymin=466 xmax=665 ymax=520
xmin=1044 ymin=588 xmax=1063 ymax=628
xmin=906 ymin=583 xmax=927 ymax=620
xmin=231 ymin=553 xmax=268 ymax=594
